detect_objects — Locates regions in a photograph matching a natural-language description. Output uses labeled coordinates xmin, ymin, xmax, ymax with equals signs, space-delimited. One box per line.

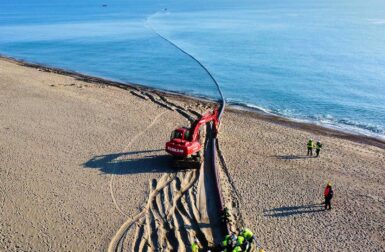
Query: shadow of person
xmin=264 ymin=203 xmax=324 ymax=217
xmin=275 ymin=154 xmax=316 ymax=160
xmin=83 ymin=149 xmax=176 ymax=175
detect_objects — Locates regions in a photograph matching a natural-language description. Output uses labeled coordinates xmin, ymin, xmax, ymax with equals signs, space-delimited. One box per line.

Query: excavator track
xmin=173 ymin=157 xmax=201 ymax=170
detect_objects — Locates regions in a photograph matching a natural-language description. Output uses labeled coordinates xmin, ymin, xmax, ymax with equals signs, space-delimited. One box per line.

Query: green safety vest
xmin=316 ymin=143 xmax=322 ymax=150
xmin=241 ymin=228 xmax=254 ymax=240
xmin=232 ymin=246 xmax=243 ymax=252
xmin=307 ymin=140 xmax=313 ymax=148
xmin=191 ymin=243 xmax=199 ymax=252
xmin=222 ymin=235 xmax=230 ymax=247
xmin=237 ymin=235 xmax=245 ymax=245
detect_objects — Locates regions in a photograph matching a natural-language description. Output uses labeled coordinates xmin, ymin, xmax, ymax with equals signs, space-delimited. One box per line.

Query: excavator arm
xmin=190 ymin=108 xmax=219 ymax=142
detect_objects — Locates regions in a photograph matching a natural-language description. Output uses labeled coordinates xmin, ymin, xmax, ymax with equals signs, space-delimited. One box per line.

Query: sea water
xmin=1 ymin=0 xmax=385 ymax=138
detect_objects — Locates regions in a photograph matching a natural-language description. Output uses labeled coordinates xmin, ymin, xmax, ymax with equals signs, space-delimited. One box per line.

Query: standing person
xmin=221 ymin=207 xmax=231 ymax=225
xmin=239 ymin=227 xmax=255 ymax=251
xmin=220 ymin=234 xmax=237 ymax=252
xmin=235 ymin=235 xmax=245 ymax=251
xmin=316 ymin=141 xmax=323 ymax=157
xmin=324 ymin=182 xmax=334 ymax=210
xmin=307 ymin=139 xmax=314 ymax=156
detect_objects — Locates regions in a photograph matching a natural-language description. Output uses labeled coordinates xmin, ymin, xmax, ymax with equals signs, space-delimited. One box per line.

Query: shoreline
xmin=2 ymin=54 xmax=384 ymax=150
xmin=1 ymin=54 xmax=384 ymax=251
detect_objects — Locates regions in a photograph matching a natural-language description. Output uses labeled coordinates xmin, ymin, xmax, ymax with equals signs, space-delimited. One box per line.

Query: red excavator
xmin=165 ymin=108 xmax=220 ymax=168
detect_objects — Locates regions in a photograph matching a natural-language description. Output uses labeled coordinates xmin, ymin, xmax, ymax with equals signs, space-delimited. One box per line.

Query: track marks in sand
xmin=126 ymin=127 xmax=223 ymax=251
xmin=109 ymin=111 xmax=168 ymax=217
xmin=107 ymin=104 xmax=202 ymax=251
xmin=108 ymin=94 xmax=224 ymax=251
xmin=108 ymin=173 xmax=176 ymax=252
xmin=109 ymin=140 xmax=223 ymax=251
xmin=109 ymin=169 xmax=202 ymax=252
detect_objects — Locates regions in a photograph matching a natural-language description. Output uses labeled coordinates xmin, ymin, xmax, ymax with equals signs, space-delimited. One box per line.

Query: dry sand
xmin=1 ymin=58 xmax=384 ymax=251
xmin=218 ymin=110 xmax=385 ymax=251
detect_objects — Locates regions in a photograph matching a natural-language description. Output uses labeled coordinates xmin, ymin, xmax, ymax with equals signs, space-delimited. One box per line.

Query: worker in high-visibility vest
xmin=315 ymin=141 xmax=323 ymax=157
xmin=240 ymin=228 xmax=254 ymax=242
xmin=220 ymin=234 xmax=230 ymax=248
xmin=239 ymin=227 xmax=255 ymax=251
xmin=221 ymin=235 xmax=245 ymax=252
xmin=307 ymin=139 xmax=314 ymax=156
xmin=236 ymin=235 xmax=245 ymax=247
xmin=191 ymin=238 xmax=201 ymax=252
xmin=221 ymin=234 xmax=237 ymax=251
xmin=232 ymin=245 xmax=243 ymax=252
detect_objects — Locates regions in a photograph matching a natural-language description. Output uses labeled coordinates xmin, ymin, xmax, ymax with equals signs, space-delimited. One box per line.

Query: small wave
xmin=226 ymin=99 xmax=272 ymax=114
xmin=367 ymin=19 xmax=385 ymax=25
xmin=310 ymin=115 xmax=385 ymax=139
xmin=227 ymin=101 xmax=385 ymax=140
xmin=337 ymin=119 xmax=384 ymax=134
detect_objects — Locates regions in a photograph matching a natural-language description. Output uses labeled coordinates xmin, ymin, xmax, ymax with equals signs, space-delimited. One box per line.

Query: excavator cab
xmin=170 ymin=127 xmax=191 ymax=141
xmin=166 ymin=126 xmax=201 ymax=169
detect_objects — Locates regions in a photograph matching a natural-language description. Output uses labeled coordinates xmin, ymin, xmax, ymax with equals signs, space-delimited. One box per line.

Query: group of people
xmin=191 ymin=227 xmax=261 ymax=252
xmin=191 ymin=138 xmax=333 ymax=252
xmin=220 ymin=227 xmax=256 ymax=252
xmin=307 ymin=139 xmax=334 ymax=210
xmin=307 ymin=139 xmax=323 ymax=157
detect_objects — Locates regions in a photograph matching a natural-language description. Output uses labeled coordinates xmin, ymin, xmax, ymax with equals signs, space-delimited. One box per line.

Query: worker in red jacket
xmin=324 ymin=182 xmax=334 ymax=210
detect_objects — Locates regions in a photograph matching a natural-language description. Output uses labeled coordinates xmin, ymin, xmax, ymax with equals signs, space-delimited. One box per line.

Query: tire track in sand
xmin=118 ymin=169 xmax=199 ymax=252
xmin=112 ymin=125 xmax=223 ymax=251
xmin=108 ymin=105 xmax=199 ymax=251
xmin=109 ymin=119 xmax=224 ymax=251
xmin=108 ymin=172 xmax=176 ymax=252
xmin=108 ymin=88 xmax=224 ymax=251
xmin=109 ymin=111 xmax=168 ymax=217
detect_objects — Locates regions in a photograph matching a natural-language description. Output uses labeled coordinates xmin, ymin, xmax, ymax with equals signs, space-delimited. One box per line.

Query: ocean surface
xmin=1 ymin=0 xmax=385 ymax=139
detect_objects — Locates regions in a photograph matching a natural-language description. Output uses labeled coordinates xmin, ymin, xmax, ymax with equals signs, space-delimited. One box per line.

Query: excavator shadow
xmin=264 ymin=203 xmax=324 ymax=217
xmin=83 ymin=149 xmax=177 ymax=175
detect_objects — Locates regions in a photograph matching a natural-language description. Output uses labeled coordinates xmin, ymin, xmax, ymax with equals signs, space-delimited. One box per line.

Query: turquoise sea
xmin=1 ymin=0 xmax=385 ymax=138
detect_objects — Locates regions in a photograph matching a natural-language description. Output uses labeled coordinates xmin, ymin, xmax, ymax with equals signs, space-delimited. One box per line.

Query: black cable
xmin=146 ymin=12 xmax=225 ymax=118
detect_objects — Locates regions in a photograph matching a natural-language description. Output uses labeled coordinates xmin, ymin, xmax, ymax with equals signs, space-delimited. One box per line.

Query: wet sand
xmin=1 ymin=57 xmax=384 ymax=251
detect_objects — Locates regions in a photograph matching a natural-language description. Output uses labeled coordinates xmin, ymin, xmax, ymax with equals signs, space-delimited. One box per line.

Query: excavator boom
xmin=190 ymin=108 xmax=219 ymax=142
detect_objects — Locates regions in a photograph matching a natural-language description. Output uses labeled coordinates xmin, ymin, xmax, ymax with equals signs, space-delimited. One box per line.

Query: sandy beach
xmin=1 ymin=58 xmax=384 ymax=251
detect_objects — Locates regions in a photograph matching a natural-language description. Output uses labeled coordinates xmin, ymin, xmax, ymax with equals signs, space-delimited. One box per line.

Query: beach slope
xmin=1 ymin=58 xmax=384 ymax=251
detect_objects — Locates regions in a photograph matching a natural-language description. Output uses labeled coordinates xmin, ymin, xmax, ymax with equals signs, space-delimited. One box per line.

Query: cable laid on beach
xmin=146 ymin=10 xmax=228 ymax=238
xmin=146 ymin=13 xmax=267 ymax=252
xmin=145 ymin=12 xmax=225 ymax=114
